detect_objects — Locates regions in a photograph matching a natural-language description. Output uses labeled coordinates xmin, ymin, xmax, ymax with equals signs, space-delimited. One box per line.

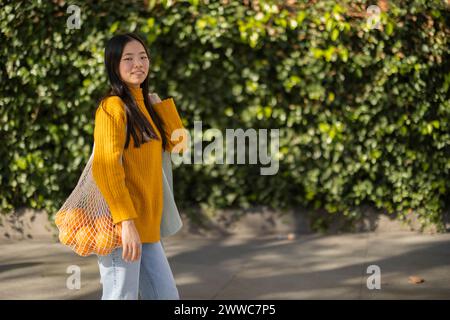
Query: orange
xmin=94 ymin=215 xmax=114 ymax=232
xmin=59 ymin=228 xmax=76 ymax=246
xmin=66 ymin=208 xmax=87 ymax=232
xmin=74 ymin=244 xmax=91 ymax=257
xmin=94 ymin=231 xmax=116 ymax=256
xmin=95 ymin=245 xmax=114 ymax=256
xmin=75 ymin=225 xmax=96 ymax=249
xmin=54 ymin=210 xmax=67 ymax=228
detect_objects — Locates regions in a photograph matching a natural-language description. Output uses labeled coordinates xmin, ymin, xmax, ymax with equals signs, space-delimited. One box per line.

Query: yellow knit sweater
xmin=92 ymin=86 xmax=185 ymax=243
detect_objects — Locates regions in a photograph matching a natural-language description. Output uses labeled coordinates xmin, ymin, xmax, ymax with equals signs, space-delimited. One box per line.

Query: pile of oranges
xmin=55 ymin=208 xmax=122 ymax=256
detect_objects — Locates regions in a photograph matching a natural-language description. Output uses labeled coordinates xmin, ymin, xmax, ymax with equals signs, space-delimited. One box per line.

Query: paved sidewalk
xmin=0 ymin=231 xmax=449 ymax=299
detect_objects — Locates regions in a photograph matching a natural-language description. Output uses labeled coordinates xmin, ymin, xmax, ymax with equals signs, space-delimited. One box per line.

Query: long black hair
xmin=100 ymin=32 xmax=167 ymax=150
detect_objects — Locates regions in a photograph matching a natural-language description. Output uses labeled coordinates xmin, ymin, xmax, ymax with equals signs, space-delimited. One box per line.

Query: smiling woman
xmin=91 ymin=32 xmax=186 ymax=300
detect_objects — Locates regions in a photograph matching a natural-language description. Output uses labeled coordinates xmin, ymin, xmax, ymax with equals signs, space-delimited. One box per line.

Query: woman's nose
xmin=134 ymin=58 xmax=144 ymax=68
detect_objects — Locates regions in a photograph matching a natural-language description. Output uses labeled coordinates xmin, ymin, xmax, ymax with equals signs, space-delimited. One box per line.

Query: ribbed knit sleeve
xmin=152 ymin=97 xmax=188 ymax=153
xmin=92 ymin=96 xmax=139 ymax=224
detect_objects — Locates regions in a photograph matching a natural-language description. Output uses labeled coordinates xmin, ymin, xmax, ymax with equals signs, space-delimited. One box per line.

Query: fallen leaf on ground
xmin=408 ymin=276 xmax=425 ymax=284
xmin=287 ymin=233 xmax=296 ymax=240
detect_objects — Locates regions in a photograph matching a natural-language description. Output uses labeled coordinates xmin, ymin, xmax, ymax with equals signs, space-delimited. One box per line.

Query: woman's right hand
xmin=120 ymin=219 xmax=141 ymax=262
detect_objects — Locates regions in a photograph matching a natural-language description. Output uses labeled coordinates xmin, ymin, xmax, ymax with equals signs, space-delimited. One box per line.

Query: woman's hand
xmin=120 ymin=219 xmax=141 ymax=262
xmin=149 ymin=92 xmax=162 ymax=105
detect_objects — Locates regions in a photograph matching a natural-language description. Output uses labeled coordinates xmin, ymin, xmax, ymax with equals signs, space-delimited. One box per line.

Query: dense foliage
xmin=1 ymin=0 xmax=448 ymax=231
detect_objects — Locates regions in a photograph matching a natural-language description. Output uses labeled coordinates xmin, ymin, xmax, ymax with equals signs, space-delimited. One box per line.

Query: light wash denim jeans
xmin=97 ymin=240 xmax=180 ymax=300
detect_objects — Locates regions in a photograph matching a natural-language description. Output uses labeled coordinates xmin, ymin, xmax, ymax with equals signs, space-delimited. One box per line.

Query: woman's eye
xmin=123 ymin=58 xmax=132 ymax=61
xmin=141 ymin=56 xmax=148 ymax=60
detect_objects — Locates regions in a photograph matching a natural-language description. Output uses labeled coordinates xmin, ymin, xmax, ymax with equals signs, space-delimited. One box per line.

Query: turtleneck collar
xmin=128 ymin=85 xmax=144 ymax=102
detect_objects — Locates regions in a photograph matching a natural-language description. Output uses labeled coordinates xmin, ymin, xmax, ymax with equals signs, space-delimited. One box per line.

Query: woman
xmin=92 ymin=32 xmax=186 ymax=300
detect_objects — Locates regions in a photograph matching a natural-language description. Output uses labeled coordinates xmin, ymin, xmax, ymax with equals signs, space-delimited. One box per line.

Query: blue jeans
xmin=97 ymin=240 xmax=180 ymax=300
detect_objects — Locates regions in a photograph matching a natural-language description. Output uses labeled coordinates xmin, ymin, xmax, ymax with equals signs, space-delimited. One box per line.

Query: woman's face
xmin=119 ymin=40 xmax=150 ymax=88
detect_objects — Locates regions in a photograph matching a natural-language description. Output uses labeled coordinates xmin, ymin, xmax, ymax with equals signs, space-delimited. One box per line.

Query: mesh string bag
xmin=54 ymin=141 xmax=123 ymax=257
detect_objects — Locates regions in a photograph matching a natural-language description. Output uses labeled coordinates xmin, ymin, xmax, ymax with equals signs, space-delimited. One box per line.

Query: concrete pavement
xmin=0 ymin=231 xmax=449 ymax=299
